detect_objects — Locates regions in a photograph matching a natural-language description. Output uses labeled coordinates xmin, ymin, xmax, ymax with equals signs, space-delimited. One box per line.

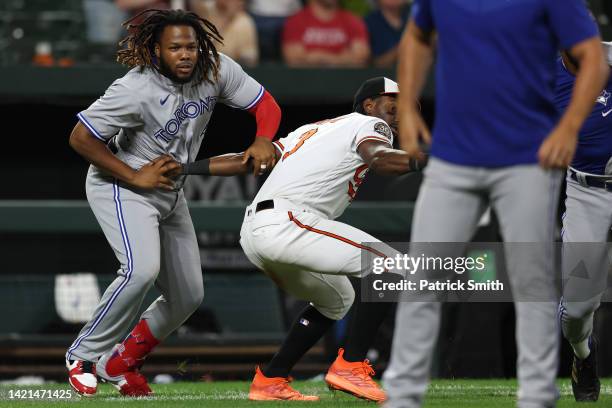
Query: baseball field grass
xmin=0 ymin=379 xmax=610 ymax=407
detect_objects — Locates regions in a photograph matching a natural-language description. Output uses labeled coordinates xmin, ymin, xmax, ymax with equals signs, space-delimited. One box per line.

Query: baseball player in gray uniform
xmin=383 ymin=1 xmax=608 ymax=408
xmin=65 ymin=9 xmax=281 ymax=397
xmin=556 ymin=44 xmax=612 ymax=402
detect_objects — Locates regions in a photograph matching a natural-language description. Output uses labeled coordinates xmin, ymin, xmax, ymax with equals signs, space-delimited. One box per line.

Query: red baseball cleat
xmin=96 ymin=319 xmax=159 ymax=397
xmin=249 ymin=366 xmax=319 ymax=401
xmin=66 ymin=359 xmax=97 ymax=396
xmin=96 ymin=344 xmax=152 ymax=397
xmin=325 ymin=348 xmax=386 ymax=402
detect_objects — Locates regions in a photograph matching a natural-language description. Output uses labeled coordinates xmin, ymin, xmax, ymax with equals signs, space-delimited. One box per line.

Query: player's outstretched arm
xmin=69 ymin=122 xmax=178 ymax=190
xmin=167 ymin=149 xmax=282 ymax=177
xmin=357 ymin=140 xmax=427 ymax=176
xmin=184 ymin=153 xmax=251 ymax=176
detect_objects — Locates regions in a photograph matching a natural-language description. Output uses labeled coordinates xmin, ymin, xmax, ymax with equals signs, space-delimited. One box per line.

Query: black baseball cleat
xmin=571 ymin=336 xmax=600 ymax=402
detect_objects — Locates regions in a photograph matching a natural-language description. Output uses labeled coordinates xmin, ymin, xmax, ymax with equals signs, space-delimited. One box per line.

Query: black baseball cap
xmin=353 ymin=76 xmax=400 ymax=112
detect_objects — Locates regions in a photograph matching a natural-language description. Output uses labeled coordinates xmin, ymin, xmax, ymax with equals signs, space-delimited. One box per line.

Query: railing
xmin=0 ymin=65 xmax=434 ymax=103
xmin=0 ymin=200 xmax=415 ymax=233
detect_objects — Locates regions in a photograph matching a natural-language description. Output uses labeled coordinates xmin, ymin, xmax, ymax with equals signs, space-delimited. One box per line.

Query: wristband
xmin=182 ymin=159 xmax=210 ymax=175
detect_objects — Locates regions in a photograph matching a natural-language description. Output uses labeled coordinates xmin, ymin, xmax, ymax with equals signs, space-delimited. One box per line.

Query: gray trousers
xmin=559 ymin=175 xmax=612 ymax=347
xmin=66 ymin=167 xmax=204 ymax=362
xmin=383 ymin=158 xmax=562 ymax=408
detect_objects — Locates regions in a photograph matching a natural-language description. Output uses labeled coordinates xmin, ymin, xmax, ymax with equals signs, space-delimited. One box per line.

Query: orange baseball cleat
xmin=325 ymin=348 xmax=386 ymax=402
xmin=248 ymin=366 xmax=319 ymax=401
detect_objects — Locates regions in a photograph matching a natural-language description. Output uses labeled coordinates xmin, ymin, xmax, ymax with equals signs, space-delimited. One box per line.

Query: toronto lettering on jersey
xmin=154 ymin=96 xmax=217 ymax=142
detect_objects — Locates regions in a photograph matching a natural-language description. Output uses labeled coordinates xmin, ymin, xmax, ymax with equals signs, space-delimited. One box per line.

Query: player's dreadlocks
xmin=117 ymin=9 xmax=223 ymax=85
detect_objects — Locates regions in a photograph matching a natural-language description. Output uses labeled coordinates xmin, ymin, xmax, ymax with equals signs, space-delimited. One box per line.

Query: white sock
xmin=572 ymin=338 xmax=591 ymax=360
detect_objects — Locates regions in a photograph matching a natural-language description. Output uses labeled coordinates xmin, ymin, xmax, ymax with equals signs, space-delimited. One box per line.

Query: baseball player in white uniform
xmin=173 ymin=79 xmax=420 ymax=402
xmin=238 ymin=77 xmax=423 ymax=402
xmin=65 ymin=9 xmax=281 ymax=396
xmin=160 ymin=78 xmax=424 ymax=403
xmin=556 ymin=43 xmax=612 ymax=402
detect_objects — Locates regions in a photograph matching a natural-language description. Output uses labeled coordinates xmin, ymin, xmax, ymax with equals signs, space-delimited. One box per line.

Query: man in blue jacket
xmin=385 ymin=1 xmax=608 ymax=407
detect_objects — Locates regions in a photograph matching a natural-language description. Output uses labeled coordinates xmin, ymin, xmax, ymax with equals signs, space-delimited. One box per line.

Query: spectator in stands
xmin=115 ymin=0 xmax=172 ymax=20
xmin=282 ymin=0 xmax=370 ymax=67
xmin=191 ymin=0 xmax=259 ymax=66
xmin=116 ymin=0 xmax=172 ymax=10
xmin=119 ymin=1 xmax=223 ymax=26
xmin=83 ymin=0 xmax=128 ymax=45
xmin=249 ymin=0 xmax=302 ymax=61
xmin=365 ymin=0 xmax=410 ymax=67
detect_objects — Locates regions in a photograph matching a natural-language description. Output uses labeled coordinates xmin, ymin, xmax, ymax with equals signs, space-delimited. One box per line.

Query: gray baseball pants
xmin=559 ymin=175 xmax=612 ymax=349
xmin=66 ymin=167 xmax=203 ymax=362
xmin=383 ymin=158 xmax=562 ymax=408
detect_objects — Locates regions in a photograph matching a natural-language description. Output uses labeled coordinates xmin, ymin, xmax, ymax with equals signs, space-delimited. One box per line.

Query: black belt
xmin=255 ymin=199 xmax=275 ymax=213
xmin=569 ymin=169 xmax=612 ymax=192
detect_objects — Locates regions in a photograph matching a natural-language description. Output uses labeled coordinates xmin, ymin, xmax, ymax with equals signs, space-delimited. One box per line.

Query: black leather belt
xmin=255 ymin=199 xmax=275 ymax=213
xmin=569 ymin=168 xmax=612 ymax=192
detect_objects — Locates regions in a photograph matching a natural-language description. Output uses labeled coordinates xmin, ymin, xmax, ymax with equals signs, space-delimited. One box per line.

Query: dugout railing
xmin=0 ymin=200 xmax=414 ymax=233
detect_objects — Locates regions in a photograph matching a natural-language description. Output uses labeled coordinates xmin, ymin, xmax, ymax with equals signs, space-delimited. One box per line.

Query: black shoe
xmin=571 ymin=336 xmax=600 ymax=402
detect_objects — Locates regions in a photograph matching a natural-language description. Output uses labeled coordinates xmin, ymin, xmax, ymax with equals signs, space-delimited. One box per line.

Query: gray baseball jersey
xmin=67 ymin=54 xmax=264 ymax=362
xmin=77 ymin=53 xmax=264 ymax=187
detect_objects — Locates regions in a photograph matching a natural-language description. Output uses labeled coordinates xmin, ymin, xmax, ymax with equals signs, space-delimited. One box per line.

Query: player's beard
xmin=158 ymin=56 xmax=194 ymax=84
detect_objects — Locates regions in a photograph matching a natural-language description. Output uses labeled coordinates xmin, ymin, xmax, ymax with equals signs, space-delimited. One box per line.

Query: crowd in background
xmin=12 ymin=0 xmax=610 ymax=68
xmin=82 ymin=0 xmax=411 ymax=68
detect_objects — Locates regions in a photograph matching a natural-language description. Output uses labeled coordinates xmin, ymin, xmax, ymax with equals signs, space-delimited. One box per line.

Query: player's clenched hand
xmin=398 ymin=107 xmax=431 ymax=157
xmin=538 ymin=126 xmax=578 ymax=169
xmin=243 ymin=137 xmax=276 ymax=176
xmin=130 ymin=155 xmax=181 ymax=190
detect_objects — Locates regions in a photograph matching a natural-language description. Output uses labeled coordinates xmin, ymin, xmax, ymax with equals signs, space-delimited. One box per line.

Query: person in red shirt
xmin=282 ymin=0 xmax=370 ymax=67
